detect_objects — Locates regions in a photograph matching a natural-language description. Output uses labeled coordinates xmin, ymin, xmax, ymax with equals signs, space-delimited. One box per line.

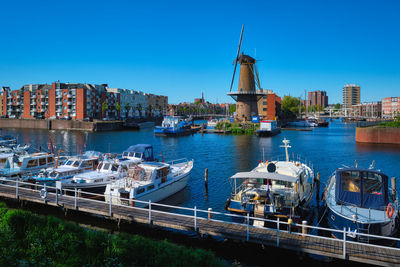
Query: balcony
xmin=56 ymin=101 xmax=62 ymax=106
xmin=32 ymin=109 xmax=37 ymax=112
xmin=41 ymin=102 xmax=45 ymax=105
xmin=31 ymin=95 xmax=37 ymax=99
xmin=56 ymin=108 xmax=62 ymax=113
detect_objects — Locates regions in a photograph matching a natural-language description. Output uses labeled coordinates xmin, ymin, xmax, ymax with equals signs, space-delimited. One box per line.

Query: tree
xmin=124 ymin=102 xmax=131 ymax=118
xmin=137 ymin=104 xmax=142 ymax=117
xmin=148 ymin=105 xmax=153 ymax=117
xmin=334 ymin=103 xmax=341 ymax=111
xmin=101 ymin=101 xmax=108 ymax=117
xmin=229 ymin=104 xmax=236 ymax=114
xmin=281 ymin=95 xmax=301 ymax=114
xmin=116 ymin=102 xmax=121 ymax=118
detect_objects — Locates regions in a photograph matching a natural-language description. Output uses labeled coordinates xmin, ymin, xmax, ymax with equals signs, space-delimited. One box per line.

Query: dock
xmin=0 ymin=179 xmax=399 ymax=267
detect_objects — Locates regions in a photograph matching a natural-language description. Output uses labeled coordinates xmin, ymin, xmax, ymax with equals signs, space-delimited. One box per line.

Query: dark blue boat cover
xmin=335 ymin=168 xmax=388 ymax=210
xmin=123 ymin=144 xmax=154 ymax=161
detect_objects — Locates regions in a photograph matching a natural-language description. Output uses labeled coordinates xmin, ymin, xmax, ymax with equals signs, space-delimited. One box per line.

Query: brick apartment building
xmin=256 ymin=90 xmax=281 ymax=120
xmin=2 ymin=82 xmax=120 ymax=120
xmin=352 ymin=102 xmax=382 ymax=118
xmin=308 ymin=90 xmax=328 ymax=108
xmin=382 ymin=97 xmax=399 ymax=118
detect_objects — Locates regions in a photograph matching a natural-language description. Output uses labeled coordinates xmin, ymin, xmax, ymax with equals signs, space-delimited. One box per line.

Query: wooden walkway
xmin=0 ymin=183 xmax=399 ymax=266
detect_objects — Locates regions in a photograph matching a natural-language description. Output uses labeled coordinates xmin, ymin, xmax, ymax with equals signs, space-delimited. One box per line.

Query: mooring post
xmin=194 ymin=206 xmax=197 ymax=231
xmin=343 ymin=227 xmax=347 ymax=259
xmin=74 ymin=188 xmax=77 ymax=210
xmin=246 ymin=213 xmax=250 ymax=241
xmin=277 ymin=217 xmax=280 ymax=247
xmin=316 ymin=172 xmax=320 ymax=203
xmin=392 ymin=177 xmax=396 ymax=197
xmin=15 ymin=179 xmax=19 ymax=200
xmin=149 ymin=200 xmax=152 ymax=224
xmin=109 ymin=190 xmax=112 ymax=217
xmin=208 ymin=208 xmax=212 ymax=220
xmin=204 ymin=168 xmax=208 ymax=191
xmin=302 ymin=221 xmax=307 ymax=238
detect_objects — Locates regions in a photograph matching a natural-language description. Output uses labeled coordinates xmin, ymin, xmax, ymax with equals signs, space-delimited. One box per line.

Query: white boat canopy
xmin=230 ymin=171 xmax=298 ymax=183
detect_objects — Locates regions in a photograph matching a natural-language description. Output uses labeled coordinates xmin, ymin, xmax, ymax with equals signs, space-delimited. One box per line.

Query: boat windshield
xmin=65 ymin=160 xmax=74 ymax=166
xmin=134 ymin=152 xmax=142 ymax=158
xmin=49 ymin=172 xmax=58 ymax=178
xmin=103 ymin=163 xmax=111 ymax=170
xmin=72 ymin=161 xmax=80 ymax=167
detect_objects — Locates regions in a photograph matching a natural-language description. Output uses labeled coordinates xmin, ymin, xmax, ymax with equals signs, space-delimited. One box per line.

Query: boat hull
xmin=256 ymin=128 xmax=281 ymax=137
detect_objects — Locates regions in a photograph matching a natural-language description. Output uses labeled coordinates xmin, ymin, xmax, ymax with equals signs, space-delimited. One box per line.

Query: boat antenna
xmin=280 ymin=138 xmax=291 ymax=162
xmin=369 ymin=160 xmax=375 ymax=169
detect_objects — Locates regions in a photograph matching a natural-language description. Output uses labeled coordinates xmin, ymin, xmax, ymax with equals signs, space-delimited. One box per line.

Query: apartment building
xmin=352 ymin=102 xmax=382 ymax=118
xmin=343 ymin=84 xmax=360 ymax=109
xmin=146 ymin=93 xmax=168 ymax=116
xmin=308 ymin=90 xmax=328 ymax=108
xmin=107 ymin=89 xmax=150 ymax=118
xmin=256 ymin=90 xmax=281 ymax=120
xmin=382 ymin=97 xmax=399 ymax=118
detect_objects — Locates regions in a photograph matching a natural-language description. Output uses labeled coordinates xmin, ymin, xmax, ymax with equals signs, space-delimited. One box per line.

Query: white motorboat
xmin=104 ymin=159 xmax=193 ymax=207
xmin=226 ymin=138 xmax=315 ymax=224
xmin=0 ymin=152 xmax=56 ymax=178
xmin=31 ymin=152 xmax=101 ymax=186
xmin=62 ymin=158 xmax=138 ymax=193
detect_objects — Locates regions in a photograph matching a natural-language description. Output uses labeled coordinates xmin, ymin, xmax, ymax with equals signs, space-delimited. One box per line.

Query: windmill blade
xmin=230 ymin=25 xmax=245 ymax=91
xmin=254 ymin=62 xmax=262 ymax=90
xmin=230 ymin=61 xmax=238 ymax=91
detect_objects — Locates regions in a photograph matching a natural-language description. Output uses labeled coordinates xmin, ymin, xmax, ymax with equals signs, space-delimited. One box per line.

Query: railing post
xmin=246 ymin=213 xmax=250 ymax=241
xmin=56 ymin=187 xmax=58 ymax=205
xmin=343 ymin=227 xmax=347 ymax=259
xmin=208 ymin=208 xmax=212 ymax=220
xmin=149 ymin=200 xmax=152 ymax=224
xmin=194 ymin=206 xmax=197 ymax=232
xmin=277 ymin=217 xmax=280 ymax=247
xmin=15 ymin=179 xmax=19 ymax=199
xmin=74 ymin=187 xmax=77 ymax=209
xmin=109 ymin=190 xmax=112 ymax=217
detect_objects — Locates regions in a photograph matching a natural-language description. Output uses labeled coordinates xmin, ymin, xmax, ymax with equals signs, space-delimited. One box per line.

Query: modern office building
xmin=308 ymin=90 xmax=328 ymax=108
xmin=343 ymin=84 xmax=360 ymax=109
xmin=382 ymin=97 xmax=399 ymax=118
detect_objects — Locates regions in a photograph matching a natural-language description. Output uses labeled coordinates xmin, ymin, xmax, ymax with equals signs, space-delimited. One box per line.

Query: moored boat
xmin=256 ymin=120 xmax=281 ymax=137
xmin=154 ymin=116 xmax=193 ymax=136
xmin=104 ymin=158 xmax=193 ymax=207
xmin=225 ymin=138 xmax=315 ymax=225
xmin=324 ymin=163 xmax=399 ymax=242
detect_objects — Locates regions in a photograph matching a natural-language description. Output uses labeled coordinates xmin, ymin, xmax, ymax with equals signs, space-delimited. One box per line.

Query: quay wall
xmin=355 ymin=127 xmax=400 ymax=144
xmin=0 ymin=119 xmax=124 ymax=132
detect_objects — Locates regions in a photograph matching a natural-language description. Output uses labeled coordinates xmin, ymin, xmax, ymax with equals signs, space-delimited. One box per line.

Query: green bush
xmin=378 ymin=121 xmax=400 ymax=128
xmin=0 ymin=204 xmax=225 ymax=267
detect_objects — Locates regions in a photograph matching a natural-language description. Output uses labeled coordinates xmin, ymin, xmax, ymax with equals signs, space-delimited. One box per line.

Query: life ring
xmin=40 ymin=188 xmax=48 ymax=199
xmin=387 ymin=203 xmax=394 ymax=219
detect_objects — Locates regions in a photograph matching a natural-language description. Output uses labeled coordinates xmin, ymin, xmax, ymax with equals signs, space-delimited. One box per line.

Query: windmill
xmin=227 ymin=25 xmax=265 ymax=122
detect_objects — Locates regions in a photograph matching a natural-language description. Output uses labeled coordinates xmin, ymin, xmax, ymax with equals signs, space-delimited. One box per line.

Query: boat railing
xmin=1 ymin=176 xmax=400 ymax=259
xmin=166 ymin=158 xmax=190 ymax=165
xmin=267 ymin=154 xmax=314 ymax=171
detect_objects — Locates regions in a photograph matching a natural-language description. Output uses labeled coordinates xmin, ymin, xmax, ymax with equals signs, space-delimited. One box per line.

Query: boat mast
xmin=280 ymin=138 xmax=291 ymax=162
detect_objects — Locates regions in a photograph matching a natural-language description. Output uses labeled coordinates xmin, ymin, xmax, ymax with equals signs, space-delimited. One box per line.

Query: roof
xmin=123 ymin=144 xmax=152 ymax=153
xmin=230 ymin=171 xmax=298 ymax=183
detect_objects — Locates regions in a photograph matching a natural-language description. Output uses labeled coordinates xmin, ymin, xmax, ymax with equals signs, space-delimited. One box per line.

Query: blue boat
xmin=324 ymin=164 xmax=399 ymax=242
xmin=154 ymin=116 xmax=193 ymax=136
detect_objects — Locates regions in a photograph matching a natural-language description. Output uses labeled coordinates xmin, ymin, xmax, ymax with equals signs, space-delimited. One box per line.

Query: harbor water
xmin=2 ymin=120 xmax=400 ymax=218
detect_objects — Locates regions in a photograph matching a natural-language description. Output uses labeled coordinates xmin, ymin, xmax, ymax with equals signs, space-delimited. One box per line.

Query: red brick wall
xmin=76 ymin=88 xmax=86 ymax=120
xmin=22 ymin=91 xmax=33 ymax=118
xmin=48 ymin=84 xmax=56 ymax=118
xmin=356 ymin=127 xmax=400 ymax=144
xmin=2 ymin=93 xmax=7 ymax=116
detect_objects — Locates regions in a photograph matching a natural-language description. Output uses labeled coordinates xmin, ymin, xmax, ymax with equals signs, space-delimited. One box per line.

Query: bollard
xmin=204 ymin=168 xmax=208 ymax=189
xmin=302 ymin=221 xmax=307 ymax=237
xmin=316 ymin=173 xmax=320 ymax=203
xmin=208 ymin=208 xmax=212 ymax=220
xmin=392 ymin=177 xmax=396 ymax=197
xmin=288 ymin=218 xmax=292 ymax=233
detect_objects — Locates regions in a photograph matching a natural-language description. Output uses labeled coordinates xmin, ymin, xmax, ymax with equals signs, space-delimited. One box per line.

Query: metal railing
xmin=1 ymin=177 xmax=400 ymax=261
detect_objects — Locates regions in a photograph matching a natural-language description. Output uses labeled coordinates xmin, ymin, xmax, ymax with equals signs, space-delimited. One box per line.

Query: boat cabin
xmin=335 ymin=168 xmax=389 ymax=210
xmin=122 ymin=144 xmax=154 ymax=162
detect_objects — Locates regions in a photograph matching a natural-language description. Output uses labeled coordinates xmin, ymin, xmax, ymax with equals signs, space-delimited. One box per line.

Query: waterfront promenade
xmin=0 ymin=179 xmax=399 ymax=266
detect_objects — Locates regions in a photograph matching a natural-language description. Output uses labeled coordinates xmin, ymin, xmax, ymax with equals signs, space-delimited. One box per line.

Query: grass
xmin=0 ymin=203 xmax=225 ymax=267
xmin=215 ymin=122 xmax=257 ymax=135
xmin=377 ymin=120 xmax=400 ymax=128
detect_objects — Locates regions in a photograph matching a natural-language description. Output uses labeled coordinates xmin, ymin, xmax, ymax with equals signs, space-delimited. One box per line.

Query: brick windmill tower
xmin=227 ymin=25 xmax=264 ymax=122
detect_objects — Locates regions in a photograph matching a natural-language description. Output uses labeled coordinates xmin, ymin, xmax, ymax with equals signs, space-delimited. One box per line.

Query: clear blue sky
xmin=0 ymin=0 xmax=399 ymax=104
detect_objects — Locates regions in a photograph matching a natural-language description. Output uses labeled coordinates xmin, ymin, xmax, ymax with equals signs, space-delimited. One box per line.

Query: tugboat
xmin=225 ymin=138 xmax=315 ymax=225
xmin=324 ymin=162 xmax=399 ymax=242
xmin=154 ymin=116 xmax=193 ymax=136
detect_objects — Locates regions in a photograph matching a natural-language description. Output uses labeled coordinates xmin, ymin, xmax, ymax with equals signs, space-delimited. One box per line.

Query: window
xmin=263 ymin=108 xmax=267 ymax=111
xmin=65 ymin=160 xmax=73 ymax=166
xmin=27 ymin=159 xmax=38 ymax=168
xmin=81 ymin=161 xmax=91 ymax=168
xmin=136 ymin=188 xmax=145 ymax=195
xmin=103 ymin=163 xmax=111 ymax=170
xmin=111 ymin=165 xmax=118 ymax=172
xmin=363 ymin=172 xmax=383 ymax=195
xmin=263 ymin=102 xmax=267 ymax=105
xmin=73 ymin=161 xmax=80 ymax=167
xmin=147 ymin=185 xmax=155 ymax=190
xmin=341 ymin=171 xmax=360 ymax=193
xmin=39 ymin=158 xmax=47 ymax=166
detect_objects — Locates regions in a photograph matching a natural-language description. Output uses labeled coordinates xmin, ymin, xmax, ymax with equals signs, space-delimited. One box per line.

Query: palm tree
xmin=124 ymin=102 xmax=131 ymax=118
xmin=101 ymin=101 xmax=108 ymax=118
